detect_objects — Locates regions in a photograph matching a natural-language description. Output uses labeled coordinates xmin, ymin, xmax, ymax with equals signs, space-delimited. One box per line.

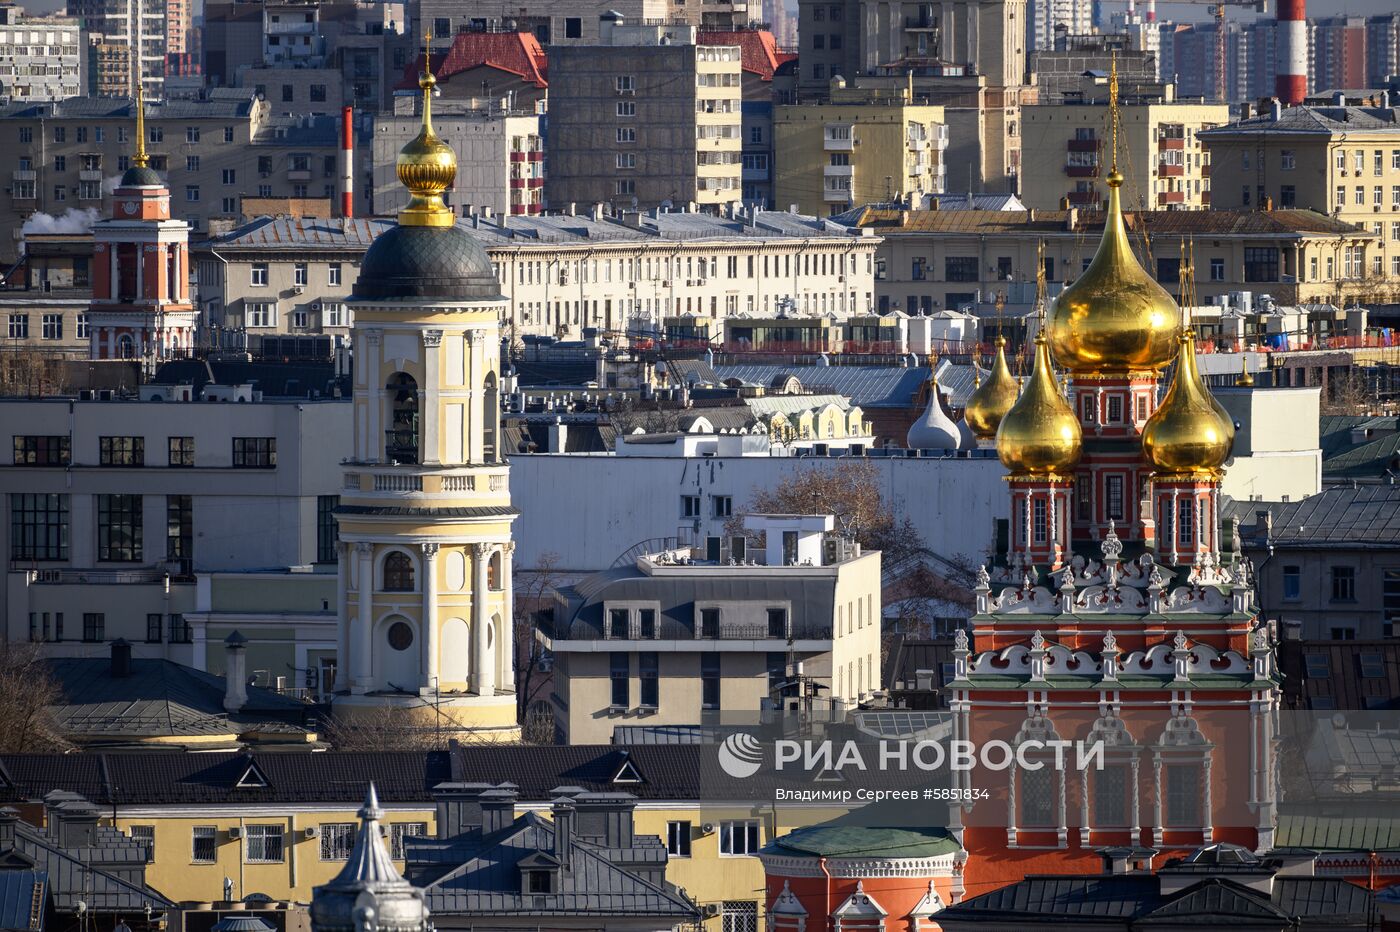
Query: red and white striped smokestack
xmin=1144 ymin=0 xmax=1156 ymax=23
xmin=1276 ymin=0 xmax=1307 ymax=106
xmin=340 ymin=105 xmax=354 ymax=218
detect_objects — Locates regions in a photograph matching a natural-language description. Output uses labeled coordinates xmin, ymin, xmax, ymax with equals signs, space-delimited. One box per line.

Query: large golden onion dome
xmin=397 ymin=57 xmax=456 ymax=228
xmin=1141 ymin=329 xmax=1235 ymax=476
xmin=965 ymin=335 xmax=1020 ymax=439
xmin=996 ymin=330 xmax=1082 ymax=476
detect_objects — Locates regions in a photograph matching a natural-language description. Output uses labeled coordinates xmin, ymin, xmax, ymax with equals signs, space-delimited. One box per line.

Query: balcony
xmin=824 ymin=163 xmax=854 ymax=177
xmin=1158 ymin=163 xmax=1184 ymax=177
xmin=904 ymin=15 xmax=937 ymax=30
xmin=1067 ymin=190 xmax=1101 ymax=207
xmin=1065 ymin=164 xmax=1099 ymax=178
xmin=1158 ymin=136 xmax=1185 ymax=150
xmin=909 ymin=137 xmax=928 ymax=152
xmin=824 ymin=185 xmax=852 ymax=202
xmin=11 ymin=169 xmax=35 ymax=181
xmin=79 ymin=169 xmax=103 ymax=182
xmin=287 ymin=169 xmax=312 ymax=182
xmin=824 ymin=129 xmax=854 ymax=152
xmin=1158 ymin=190 xmax=1186 ymax=204
xmin=1067 ymin=138 xmax=1099 ymax=153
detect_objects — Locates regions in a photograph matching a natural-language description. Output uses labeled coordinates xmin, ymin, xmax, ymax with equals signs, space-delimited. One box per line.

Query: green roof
xmin=765 ymin=823 xmax=960 ymax=859
xmin=1276 ymin=812 xmax=1400 ymax=852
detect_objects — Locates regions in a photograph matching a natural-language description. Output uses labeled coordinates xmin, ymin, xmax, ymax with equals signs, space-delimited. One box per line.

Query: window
xmin=615 ymin=75 xmax=634 ymax=93
xmin=666 ymin=821 xmax=691 ymax=857
xmin=608 ymin=608 xmax=629 ymax=639
xmin=720 ymin=902 xmax=758 ymax=932
xmin=53 ymin=155 xmax=65 ymax=173
xmin=13 ymin=436 xmax=69 ymax=466
xmin=317 ymin=496 xmax=339 ymax=563
xmin=97 ymin=494 xmax=142 ymax=562
xmin=610 ymin=652 xmax=629 ymax=707
xmin=1105 ymin=475 xmax=1124 ymax=522
xmin=9 ymin=493 xmax=68 ymax=560
xmin=8 ymin=314 xmax=28 ymax=339
xmin=41 ymin=314 xmax=62 ymax=340
xmin=389 ymin=822 xmax=426 ymax=859
xmin=713 ymin=495 xmax=732 ymax=518
xmin=702 ymin=653 xmax=721 ymax=709
xmin=564 ymin=16 xmax=582 ymax=38
xmin=1093 ymin=763 xmax=1128 ymax=826
xmin=1020 ymin=767 xmax=1054 ymax=827
xmin=944 ymin=256 xmax=979 ymax=282
xmin=617 ymin=127 xmax=636 ymax=143
xmin=615 ymin=179 xmax=635 ymax=196
xmin=1243 ymin=247 xmax=1279 ymax=283
xmin=224 ymin=126 xmax=235 ymax=143
xmin=719 ymin=821 xmax=759 ymax=856
xmin=639 ymin=651 xmax=658 ymax=707
xmin=166 ymin=436 xmax=195 ymax=468
xmin=1359 ymin=652 xmax=1385 ymax=678
xmin=681 ymin=495 xmax=701 ymax=518
xmin=320 ymin=823 xmax=356 ymax=860
xmin=146 ymin=613 xmax=163 ymax=643
xmin=1331 ymin=627 xmax=1356 ymax=641
xmin=637 ymin=608 xmax=656 ymax=639
xmin=616 ymin=153 xmax=636 ymax=169
xmin=185 ymin=155 xmax=200 ymax=172
xmin=82 ymin=612 xmax=104 ymax=642
xmin=1107 ymin=395 xmax=1123 ymax=423
xmin=1165 ymin=764 xmax=1201 ymax=827
xmin=1279 ymin=185 xmax=1296 ymax=207
xmin=222 ymin=169 xmax=236 ymax=184
xmin=310 ymin=84 xmax=327 ymax=102
xmin=324 ymin=303 xmax=347 ymax=327
xmin=1210 ymin=258 xmax=1225 ymax=281
xmin=222 ymin=197 xmax=237 ymax=213
xmin=294 ymin=263 xmax=308 ymax=286
xmin=1282 ymin=566 xmax=1301 ymax=601
xmin=1331 ymin=566 xmax=1356 ymax=602
xmin=245 ymin=825 xmax=284 ymax=863
xmin=1304 ymin=653 xmax=1330 ymax=679
xmin=246 ymin=302 xmax=275 ymax=328
xmin=616 ymin=101 xmax=636 ymax=117
xmin=1177 ymin=497 xmax=1194 ymax=546
xmin=100 ymin=436 xmax=144 ymax=466
xmin=767 ymin=608 xmax=787 ymax=639
xmin=251 ymin=263 xmax=268 ymax=286
xmin=186 ymin=185 xmax=200 ymax=203
xmin=383 ymin=552 xmax=415 ymax=591
xmin=18 ymin=127 xmax=30 ymax=143
xmin=1280 ymin=149 xmax=1295 ymax=170
xmin=167 ymin=495 xmax=192 ymax=562
xmin=1032 ymin=498 xmax=1046 ymax=544
xmin=700 ymin=608 xmax=720 ymax=639
xmin=191 ymin=826 xmax=217 ymax=863
xmin=232 ymin=437 xmax=276 ymax=468
xmin=328 ymin=263 xmax=342 ymax=286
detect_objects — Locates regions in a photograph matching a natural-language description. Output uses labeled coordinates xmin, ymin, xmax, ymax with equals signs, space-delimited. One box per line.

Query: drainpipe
xmin=818 ymin=855 xmax=832 ymax=930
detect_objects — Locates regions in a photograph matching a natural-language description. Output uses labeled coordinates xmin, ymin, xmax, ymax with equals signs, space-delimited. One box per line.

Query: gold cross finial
xmin=1108 ymin=52 xmax=1120 ymax=178
xmin=1034 ymin=239 xmax=1047 ymax=317
xmin=133 ymin=79 xmax=148 ymax=169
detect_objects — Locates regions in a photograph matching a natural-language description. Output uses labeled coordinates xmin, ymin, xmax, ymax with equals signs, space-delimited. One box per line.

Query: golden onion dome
xmin=1046 ymin=169 xmax=1179 ymax=374
xmin=996 ymin=330 xmax=1082 ymax=477
xmin=397 ymin=66 xmax=457 ymax=228
xmin=1141 ymin=329 xmax=1235 ymax=476
xmin=1235 ymin=356 xmax=1255 ymax=387
xmin=965 ymin=335 xmax=1020 ymax=439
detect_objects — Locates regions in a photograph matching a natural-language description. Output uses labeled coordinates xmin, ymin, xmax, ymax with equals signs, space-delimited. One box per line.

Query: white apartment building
xmin=66 ymin=0 xmax=165 ymax=95
xmin=541 ymin=513 xmax=883 ymax=743
xmin=1027 ymin=0 xmax=1092 ymax=51
xmin=0 ymin=6 xmax=82 ymax=102
xmin=194 ymin=208 xmax=881 ymax=343
xmin=371 ymin=108 xmax=544 ymax=220
xmin=2 ymin=393 xmax=350 ymax=685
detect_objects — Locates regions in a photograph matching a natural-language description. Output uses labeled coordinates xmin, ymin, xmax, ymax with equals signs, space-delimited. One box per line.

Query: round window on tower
xmin=387 ymin=621 xmax=414 ymax=651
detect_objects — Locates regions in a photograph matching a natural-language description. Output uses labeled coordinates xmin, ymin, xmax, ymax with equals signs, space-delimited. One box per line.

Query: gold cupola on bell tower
xmin=396 ymin=35 xmax=457 ymax=228
xmin=1047 ymin=56 xmax=1179 ymax=375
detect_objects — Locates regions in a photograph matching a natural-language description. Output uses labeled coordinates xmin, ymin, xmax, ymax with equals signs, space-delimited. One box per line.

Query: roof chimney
xmin=110 ymin=638 xmax=132 ymax=678
xmin=552 ymin=798 xmax=575 ymax=867
xmin=480 ymin=786 xmax=518 ymax=835
xmin=223 ymin=631 xmax=248 ymax=713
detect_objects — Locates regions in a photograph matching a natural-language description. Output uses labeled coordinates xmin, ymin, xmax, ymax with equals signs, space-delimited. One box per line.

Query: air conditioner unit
xmin=304 ymin=826 xmax=319 ymax=839
xmin=37 ymin=569 xmax=61 ymax=582
xmin=699 ymin=822 xmax=716 ymax=835
xmin=292 ymin=285 xmax=305 ymax=294
xmin=227 ymin=827 xmax=242 ymax=839
xmin=702 ymin=904 xmax=721 ymax=918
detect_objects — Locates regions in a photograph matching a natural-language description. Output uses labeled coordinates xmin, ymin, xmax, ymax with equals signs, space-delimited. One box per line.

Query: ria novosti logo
xmin=717 ymin=732 xmax=765 ymax=778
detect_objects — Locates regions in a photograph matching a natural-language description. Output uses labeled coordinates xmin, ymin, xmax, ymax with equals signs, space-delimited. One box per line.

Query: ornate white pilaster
xmin=501 ymin=541 xmax=516 ymax=690
xmin=421 ymin=329 xmax=443 ymax=465
xmin=465 ymin=330 xmax=483 ymax=463
xmin=353 ymin=542 xmax=374 ymax=692
xmin=335 ymin=540 xmax=350 ymax=692
xmin=364 ymin=329 xmax=383 ymax=462
xmin=472 ymin=542 xmax=495 ymax=695
xmin=420 ymin=542 xmax=440 ymax=692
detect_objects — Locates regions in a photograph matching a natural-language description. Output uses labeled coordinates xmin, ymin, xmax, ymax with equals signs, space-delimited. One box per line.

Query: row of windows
xmin=179 ymin=822 xmax=426 ymax=864
xmin=1018 ymin=762 xmax=1202 ymax=829
xmin=5 ymin=313 xmax=83 ymax=340
xmin=510 ymin=251 xmax=867 ymax=288
xmin=1332 ymin=184 xmax=1400 ymax=209
xmin=12 ymin=435 xmax=276 ymax=468
xmin=1329 ymin=148 xmax=1400 ymax=174
xmin=27 ymin=611 xmax=188 ymax=644
xmin=250 ymin=262 xmax=343 ymax=287
xmin=1281 ymin=564 xmax=1357 ymax=602
xmin=9 ymin=493 xmax=340 ymax=564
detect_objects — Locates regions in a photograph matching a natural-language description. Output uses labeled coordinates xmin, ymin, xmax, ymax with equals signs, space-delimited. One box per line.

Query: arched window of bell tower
xmin=386 ymin=372 xmax=419 ymax=464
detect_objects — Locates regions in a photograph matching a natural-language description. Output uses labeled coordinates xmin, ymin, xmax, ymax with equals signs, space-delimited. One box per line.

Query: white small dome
xmin=907 ymin=377 xmax=966 ymax=451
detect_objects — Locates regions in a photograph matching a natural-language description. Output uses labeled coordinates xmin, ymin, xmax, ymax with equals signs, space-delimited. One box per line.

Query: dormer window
xmin=525 ymin=870 xmax=552 ymax=894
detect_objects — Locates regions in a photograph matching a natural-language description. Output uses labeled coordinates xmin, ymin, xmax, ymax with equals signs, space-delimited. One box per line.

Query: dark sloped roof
xmin=1198 ymin=105 xmax=1400 ymax=137
xmin=0 ymin=869 xmax=46 ymax=932
xmin=450 ymin=746 xmax=704 ymax=800
xmin=1135 ymin=879 xmax=1285 ymax=924
xmin=1221 ymin=487 xmax=1400 ymax=548
xmin=938 ymin=875 xmax=1159 ymax=920
xmin=7 ymin=820 xmax=174 ymax=913
xmin=353 ymin=224 xmax=503 ymax=302
xmin=1275 ymin=877 xmax=1376 ymax=920
xmin=421 ymin=813 xmax=696 ymax=918
xmin=848 ymin=206 xmax=1368 ymax=238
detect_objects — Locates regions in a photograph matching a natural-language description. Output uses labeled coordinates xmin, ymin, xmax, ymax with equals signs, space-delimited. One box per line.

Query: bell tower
xmin=333 ymin=39 xmax=518 ymax=738
xmin=88 ymin=84 xmax=196 ymax=367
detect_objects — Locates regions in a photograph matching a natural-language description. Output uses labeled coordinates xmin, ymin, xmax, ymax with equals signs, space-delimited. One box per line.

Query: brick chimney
xmin=551 ymin=798 xmax=575 ymax=868
xmin=480 ymin=786 xmax=518 ymax=835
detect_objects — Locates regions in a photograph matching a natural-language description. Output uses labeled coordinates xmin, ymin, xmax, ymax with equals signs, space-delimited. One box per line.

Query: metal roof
xmin=5 ymin=820 xmax=173 ymax=914
xmin=0 ymin=96 xmax=255 ymax=121
xmin=1221 ymin=487 xmax=1400 ymax=548
xmin=1198 ymin=105 xmax=1400 ymax=137
xmin=845 ymin=206 xmax=1368 ymax=238
xmin=0 ymin=870 xmax=45 ymax=932
xmin=707 ymin=363 xmax=930 ymax=408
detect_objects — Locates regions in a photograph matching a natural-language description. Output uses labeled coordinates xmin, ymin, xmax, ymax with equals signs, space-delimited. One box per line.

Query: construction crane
xmin=1121 ymin=0 xmax=1271 ymax=104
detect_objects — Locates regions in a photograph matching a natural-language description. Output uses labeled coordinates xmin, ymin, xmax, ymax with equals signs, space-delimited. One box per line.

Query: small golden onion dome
xmin=996 ymin=331 xmax=1082 ymax=476
xmin=1142 ymin=329 xmax=1236 ymax=476
xmin=1047 ymin=170 xmax=1180 ymax=374
xmin=965 ymin=335 xmax=1020 ymax=439
xmin=1235 ymin=356 xmax=1255 ymax=387
xmin=397 ymin=68 xmax=457 ymax=228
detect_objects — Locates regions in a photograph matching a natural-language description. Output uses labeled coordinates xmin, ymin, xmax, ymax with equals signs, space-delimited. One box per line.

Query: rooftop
xmin=1199 ymin=105 xmax=1400 ymax=137
xmin=844 ymin=206 xmax=1369 ymax=238
xmin=1222 ymin=486 xmax=1400 ymax=548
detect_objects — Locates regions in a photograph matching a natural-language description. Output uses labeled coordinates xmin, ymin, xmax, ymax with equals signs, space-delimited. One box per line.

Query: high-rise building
xmin=66 ymin=0 xmax=166 ymax=96
xmin=546 ymin=16 xmax=742 ymax=213
xmin=333 ymin=54 xmax=519 ymax=737
xmin=0 ymin=6 xmax=82 ymax=102
xmin=1312 ymin=16 xmax=1366 ymax=93
xmin=1027 ymin=0 xmax=1092 ymax=52
xmin=1368 ymin=14 xmax=1400 ymax=90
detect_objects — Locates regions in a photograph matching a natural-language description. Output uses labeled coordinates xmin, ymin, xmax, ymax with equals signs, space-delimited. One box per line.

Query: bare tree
xmin=1322 ymin=368 xmax=1380 ymax=416
xmin=0 ymin=348 xmax=68 ymax=398
xmin=513 ymin=551 xmax=562 ymax=742
xmin=0 ymin=642 xmax=71 ymax=753
xmin=320 ymin=703 xmax=515 ymax=751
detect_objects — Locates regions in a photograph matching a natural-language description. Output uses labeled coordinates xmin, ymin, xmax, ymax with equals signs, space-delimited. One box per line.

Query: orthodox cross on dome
xmin=1108 ymin=52 xmax=1121 ymax=178
xmin=133 ymin=79 xmax=148 ymax=169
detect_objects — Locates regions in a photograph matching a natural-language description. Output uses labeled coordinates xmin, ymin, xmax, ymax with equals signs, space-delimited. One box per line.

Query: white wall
xmin=507 ymin=452 xmax=1010 ymax=573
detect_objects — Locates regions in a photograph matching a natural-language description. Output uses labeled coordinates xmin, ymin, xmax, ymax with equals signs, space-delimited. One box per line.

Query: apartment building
xmin=1200 ymin=105 xmax=1400 ymax=284
xmin=1019 ymin=94 xmax=1229 ymax=211
xmin=698 ymin=28 xmax=795 ymax=209
xmin=0 ymin=93 xmax=370 ymax=261
xmin=1312 ymin=16 xmax=1367 ymax=95
xmin=65 ymin=0 xmax=165 ymax=95
xmin=842 ymin=205 xmax=1378 ymax=314
xmin=547 ymin=21 xmax=743 ymax=213
xmin=401 ymin=30 xmax=548 ymax=113
xmin=1367 ymin=14 xmax=1400 ymax=90
xmin=0 ymin=6 xmax=82 ymax=102
xmin=1026 ymin=0 xmax=1091 ymax=52
xmin=796 ymin=0 xmax=1027 ymax=192
xmin=372 ymin=107 xmax=544 ymax=219
xmin=541 ymin=514 xmax=882 ymax=744
xmin=2 ymin=393 xmax=350 ymax=670
xmin=1031 ymin=31 xmax=1158 ymax=104
xmin=194 ymin=208 xmax=880 ymax=343
xmin=204 ymin=0 xmax=408 ymax=113
xmin=773 ymin=83 xmax=946 ymax=216
xmin=414 ymin=0 xmax=755 ymax=45
xmin=86 ymin=35 xmax=128 ymax=96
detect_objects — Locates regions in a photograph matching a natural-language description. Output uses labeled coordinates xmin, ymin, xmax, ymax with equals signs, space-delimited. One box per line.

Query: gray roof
xmin=1199 ymin=105 xmax=1400 ymax=137
xmin=1221 ymin=487 xmax=1400 ymax=549
xmin=44 ymin=656 xmax=311 ymax=743
xmin=0 ymin=869 xmax=46 ymax=932
xmin=0 ymin=95 xmax=255 ymax=121
xmin=554 ymin=564 xmax=837 ymax=639
xmin=413 ymin=813 xmax=697 ymax=919
xmin=705 ymin=363 xmax=931 ymax=408
xmin=5 ymin=819 xmax=173 ymax=914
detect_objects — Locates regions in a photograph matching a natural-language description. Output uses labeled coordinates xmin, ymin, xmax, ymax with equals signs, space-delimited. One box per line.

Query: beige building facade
xmin=1020 ymin=97 xmax=1230 ymax=211
xmin=541 ymin=515 xmax=883 ymax=744
xmin=1202 ymin=105 xmax=1400 ymax=288
xmin=773 ymin=85 xmax=946 ymax=217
